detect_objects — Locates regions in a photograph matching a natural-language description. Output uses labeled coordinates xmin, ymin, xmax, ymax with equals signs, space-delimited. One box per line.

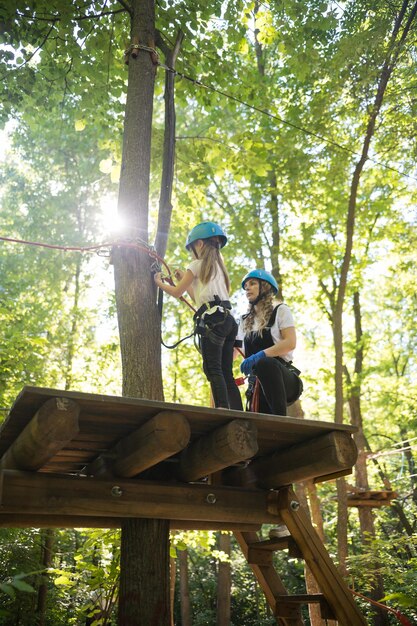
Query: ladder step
xmin=248 ymin=537 xmax=292 ymax=550
xmin=247 ymin=537 xmax=303 ymax=559
xmin=275 ymin=594 xmax=336 ymax=620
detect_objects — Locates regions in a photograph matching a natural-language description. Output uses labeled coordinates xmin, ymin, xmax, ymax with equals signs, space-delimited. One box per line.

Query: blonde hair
xmin=242 ymin=282 xmax=275 ymax=335
xmin=197 ymin=236 xmax=230 ymax=293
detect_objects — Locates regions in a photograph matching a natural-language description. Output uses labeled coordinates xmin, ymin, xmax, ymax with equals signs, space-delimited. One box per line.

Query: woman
xmin=154 ymin=221 xmax=243 ymax=410
xmin=239 ymin=269 xmax=302 ymax=416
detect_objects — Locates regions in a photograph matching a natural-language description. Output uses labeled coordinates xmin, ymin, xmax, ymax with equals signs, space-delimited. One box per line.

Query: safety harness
xmin=244 ymin=305 xmax=303 ymax=411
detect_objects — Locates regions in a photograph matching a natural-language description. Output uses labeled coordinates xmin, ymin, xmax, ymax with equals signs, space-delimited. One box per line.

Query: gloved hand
xmin=240 ymin=350 xmax=266 ymax=376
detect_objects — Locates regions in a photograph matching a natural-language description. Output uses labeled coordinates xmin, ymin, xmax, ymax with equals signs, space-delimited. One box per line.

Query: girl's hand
xmin=174 ymin=269 xmax=184 ymax=281
xmin=154 ymin=272 xmax=163 ymax=286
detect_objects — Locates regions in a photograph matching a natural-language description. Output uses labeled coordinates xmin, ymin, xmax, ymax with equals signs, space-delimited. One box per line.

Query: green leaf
xmin=11 ymin=579 xmax=35 ymax=593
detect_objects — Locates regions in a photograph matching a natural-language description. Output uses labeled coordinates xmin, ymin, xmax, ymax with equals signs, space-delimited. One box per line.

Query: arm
xmin=263 ymin=326 xmax=296 ymax=358
xmin=154 ymin=269 xmax=194 ymax=299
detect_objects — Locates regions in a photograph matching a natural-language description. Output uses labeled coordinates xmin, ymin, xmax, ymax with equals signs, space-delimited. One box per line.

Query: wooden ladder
xmin=234 ymin=486 xmax=367 ymax=626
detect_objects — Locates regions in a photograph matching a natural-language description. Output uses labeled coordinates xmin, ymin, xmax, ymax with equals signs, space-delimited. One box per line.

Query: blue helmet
xmin=241 ymin=269 xmax=278 ymax=294
xmin=185 ymin=221 xmax=227 ymax=250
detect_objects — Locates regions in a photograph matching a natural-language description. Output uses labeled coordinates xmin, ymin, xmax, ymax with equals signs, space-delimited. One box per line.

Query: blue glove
xmin=240 ymin=351 xmax=266 ymax=376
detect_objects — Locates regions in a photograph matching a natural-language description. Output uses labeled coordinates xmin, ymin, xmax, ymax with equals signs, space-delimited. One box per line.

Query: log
xmin=0 ymin=513 xmax=260 ymax=532
xmin=226 ymin=431 xmax=357 ymax=490
xmin=85 ymin=411 xmax=191 ymax=478
xmin=0 ymin=470 xmax=279 ymax=525
xmin=0 ymin=397 xmax=80 ymax=471
xmin=178 ymin=419 xmax=258 ymax=482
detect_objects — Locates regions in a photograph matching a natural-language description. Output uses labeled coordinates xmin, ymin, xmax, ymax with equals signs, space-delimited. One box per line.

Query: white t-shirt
xmin=187 ymin=259 xmax=229 ymax=309
xmin=237 ymin=303 xmax=295 ymax=362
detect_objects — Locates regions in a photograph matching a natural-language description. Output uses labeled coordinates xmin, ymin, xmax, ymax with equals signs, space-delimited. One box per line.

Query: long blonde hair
xmin=197 ymin=236 xmax=230 ymax=293
xmin=242 ymin=282 xmax=275 ymax=335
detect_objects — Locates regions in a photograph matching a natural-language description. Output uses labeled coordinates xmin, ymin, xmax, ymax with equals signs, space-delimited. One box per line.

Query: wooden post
xmin=0 ymin=397 xmax=80 ymax=471
xmin=178 ymin=419 xmax=258 ymax=482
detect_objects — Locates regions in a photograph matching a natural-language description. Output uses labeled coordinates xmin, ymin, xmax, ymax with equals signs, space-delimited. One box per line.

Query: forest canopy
xmin=0 ymin=0 xmax=417 ymax=624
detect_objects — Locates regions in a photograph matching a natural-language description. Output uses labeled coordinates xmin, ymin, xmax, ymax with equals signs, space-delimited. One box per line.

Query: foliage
xmin=1 ymin=0 xmax=417 ymax=623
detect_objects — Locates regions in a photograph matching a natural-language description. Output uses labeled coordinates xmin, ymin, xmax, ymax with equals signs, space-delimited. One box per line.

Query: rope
xmin=0 ymin=234 xmax=195 ymax=312
xmin=350 ymin=589 xmax=414 ymax=626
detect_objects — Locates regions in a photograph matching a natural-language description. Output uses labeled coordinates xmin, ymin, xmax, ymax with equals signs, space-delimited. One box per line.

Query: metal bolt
xmin=290 ymin=500 xmax=300 ymax=511
xmin=206 ymin=493 xmax=217 ymax=504
xmin=111 ymin=486 xmax=123 ymax=497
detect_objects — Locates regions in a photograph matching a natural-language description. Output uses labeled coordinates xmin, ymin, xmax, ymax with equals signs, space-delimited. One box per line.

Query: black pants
xmin=200 ymin=311 xmax=243 ymax=410
xmin=254 ymin=356 xmax=300 ymax=416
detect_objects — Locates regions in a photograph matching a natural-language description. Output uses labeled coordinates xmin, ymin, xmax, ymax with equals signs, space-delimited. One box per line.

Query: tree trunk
xmin=216 ymin=533 xmax=231 ymax=626
xmin=118 ymin=519 xmax=170 ymax=626
xmin=114 ymin=0 xmax=170 ymax=624
xmin=346 ymin=291 xmax=389 ymax=626
xmin=178 ymin=549 xmax=192 ymax=626
xmin=170 ymin=556 xmax=176 ymax=626
xmin=35 ymin=528 xmax=54 ymax=626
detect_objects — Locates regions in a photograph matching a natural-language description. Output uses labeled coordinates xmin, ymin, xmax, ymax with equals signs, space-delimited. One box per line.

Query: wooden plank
xmin=0 ymin=513 xmax=261 ymax=532
xmin=273 ymin=487 xmax=367 ymax=626
xmin=0 ymin=470 xmax=280 ymax=525
xmin=86 ymin=411 xmax=191 ymax=478
xmin=178 ymin=419 xmax=258 ymax=482
xmin=0 ymin=398 xmax=80 ymax=471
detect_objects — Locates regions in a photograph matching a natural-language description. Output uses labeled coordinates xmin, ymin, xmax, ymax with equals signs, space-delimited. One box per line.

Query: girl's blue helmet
xmin=185 ymin=221 xmax=227 ymax=250
xmin=242 ymin=269 xmax=278 ymax=294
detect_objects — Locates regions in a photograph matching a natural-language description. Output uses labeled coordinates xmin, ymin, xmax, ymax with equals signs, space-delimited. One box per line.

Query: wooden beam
xmin=178 ymin=419 xmax=258 ymax=482
xmin=0 ymin=513 xmax=260 ymax=532
xmin=0 ymin=470 xmax=279 ymax=525
xmin=273 ymin=486 xmax=367 ymax=625
xmin=226 ymin=431 xmax=357 ymax=490
xmin=0 ymin=397 xmax=80 ymax=471
xmin=85 ymin=411 xmax=191 ymax=478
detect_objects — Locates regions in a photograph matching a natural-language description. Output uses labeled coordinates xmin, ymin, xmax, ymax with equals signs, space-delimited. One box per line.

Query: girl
xmin=154 ymin=221 xmax=243 ymax=410
xmin=239 ymin=269 xmax=302 ymax=416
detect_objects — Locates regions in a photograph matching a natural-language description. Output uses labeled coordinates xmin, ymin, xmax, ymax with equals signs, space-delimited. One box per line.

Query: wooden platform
xmin=0 ymin=386 xmax=357 ymax=476
xmin=0 ymin=386 xmax=367 ymax=625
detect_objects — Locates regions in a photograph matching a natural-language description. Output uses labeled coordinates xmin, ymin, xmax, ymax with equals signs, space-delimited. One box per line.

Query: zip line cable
xmin=155 ymin=58 xmax=417 ymax=183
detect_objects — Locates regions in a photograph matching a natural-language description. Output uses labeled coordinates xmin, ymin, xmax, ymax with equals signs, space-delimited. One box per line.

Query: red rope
xmin=350 ymin=589 xmax=413 ymax=626
xmin=0 ymin=234 xmax=245 ymax=362
xmin=0 ymin=234 xmax=196 ymax=309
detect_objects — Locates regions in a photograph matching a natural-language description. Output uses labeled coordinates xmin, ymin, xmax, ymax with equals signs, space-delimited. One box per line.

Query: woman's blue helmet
xmin=241 ymin=269 xmax=278 ymax=294
xmin=185 ymin=221 xmax=227 ymax=250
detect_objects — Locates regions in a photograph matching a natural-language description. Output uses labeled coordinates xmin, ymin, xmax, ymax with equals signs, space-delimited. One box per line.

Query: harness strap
xmin=193 ymin=299 xmax=231 ymax=320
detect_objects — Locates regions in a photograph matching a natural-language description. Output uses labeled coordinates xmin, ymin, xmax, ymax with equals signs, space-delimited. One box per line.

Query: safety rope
xmin=349 ymin=589 xmax=413 ymax=625
xmin=0 ymin=233 xmax=245 ymax=378
xmin=0 ymin=234 xmax=196 ymax=312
